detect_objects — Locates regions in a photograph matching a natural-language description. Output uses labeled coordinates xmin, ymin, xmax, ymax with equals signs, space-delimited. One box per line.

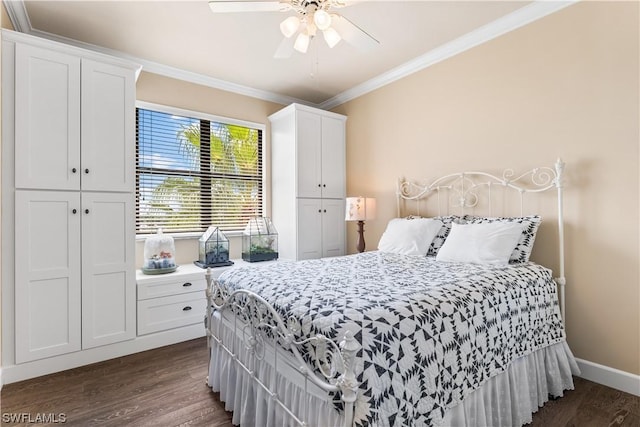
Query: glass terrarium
xmin=195 ymin=226 xmax=234 ymax=268
xmin=242 ymin=217 xmax=278 ymax=262
xmin=142 ymin=229 xmax=177 ymax=274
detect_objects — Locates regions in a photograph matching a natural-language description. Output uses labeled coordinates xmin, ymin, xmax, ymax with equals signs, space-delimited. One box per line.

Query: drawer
xmin=137 ymin=276 xmax=206 ymax=300
xmin=137 ymin=292 xmax=207 ymax=335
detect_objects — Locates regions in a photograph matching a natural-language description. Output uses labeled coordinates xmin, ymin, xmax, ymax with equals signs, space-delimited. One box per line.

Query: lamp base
xmin=356 ymin=220 xmax=366 ymax=253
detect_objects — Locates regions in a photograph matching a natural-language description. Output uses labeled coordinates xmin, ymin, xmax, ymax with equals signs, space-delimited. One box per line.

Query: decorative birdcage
xmin=242 ymin=217 xmax=278 ymax=262
xmin=195 ymin=226 xmax=234 ymax=268
xmin=142 ymin=229 xmax=177 ymax=274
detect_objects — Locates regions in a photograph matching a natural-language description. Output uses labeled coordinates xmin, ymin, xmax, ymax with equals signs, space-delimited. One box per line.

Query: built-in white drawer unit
xmin=136 ymin=263 xmax=233 ymax=336
xmin=137 ymin=274 xmax=207 ymax=300
xmin=136 ymin=260 xmax=276 ymax=336
xmin=137 ymin=292 xmax=209 ymax=336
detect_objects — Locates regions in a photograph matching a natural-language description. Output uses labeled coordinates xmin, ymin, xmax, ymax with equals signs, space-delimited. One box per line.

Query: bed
xmin=205 ymin=159 xmax=580 ymax=427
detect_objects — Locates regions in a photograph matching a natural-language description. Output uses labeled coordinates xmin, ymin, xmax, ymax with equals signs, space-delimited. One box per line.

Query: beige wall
xmin=135 ymin=72 xmax=285 ymax=266
xmin=333 ymin=1 xmax=639 ymax=375
xmin=2 ymin=2 xmax=13 ymax=31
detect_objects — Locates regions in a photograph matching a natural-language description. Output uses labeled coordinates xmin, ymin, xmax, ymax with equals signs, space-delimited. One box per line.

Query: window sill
xmin=135 ymin=230 xmax=244 ymax=242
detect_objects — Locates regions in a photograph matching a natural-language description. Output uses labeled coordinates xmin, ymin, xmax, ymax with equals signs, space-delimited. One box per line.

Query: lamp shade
xmin=345 ymin=197 xmax=376 ymax=221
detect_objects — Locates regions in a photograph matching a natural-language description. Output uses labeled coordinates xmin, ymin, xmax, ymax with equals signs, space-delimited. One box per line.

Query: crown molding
xmin=3 ymin=0 xmax=30 ymax=33
xmin=2 ymin=0 xmax=309 ymax=108
xmin=2 ymin=29 xmax=141 ymax=72
xmin=318 ymin=0 xmax=579 ymax=110
xmin=22 ymin=27 xmax=309 ymax=107
xmin=4 ymin=0 xmax=578 ymax=111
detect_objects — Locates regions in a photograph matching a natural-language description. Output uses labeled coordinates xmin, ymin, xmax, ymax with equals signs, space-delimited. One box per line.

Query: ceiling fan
xmin=208 ymin=0 xmax=379 ymax=58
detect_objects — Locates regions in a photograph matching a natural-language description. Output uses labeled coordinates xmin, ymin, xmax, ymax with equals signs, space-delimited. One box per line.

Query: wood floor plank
xmin=1 ymin=337 xmax=637 ymax=426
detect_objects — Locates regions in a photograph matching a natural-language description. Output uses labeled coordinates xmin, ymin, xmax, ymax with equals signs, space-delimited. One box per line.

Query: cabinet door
xmin=81 ymin=59 xmax=135 ymax=192
xmin=15 ymin=191 xmax=81 ymax=363
xmin=14 ymin=44 xmax=81 ymax=190
xmin=81 ymin=192 xmax=136 ymax=348
xmin=321 ymin=199 xmax=346 ymax=258
xmin=296 ymin=198 xmax=323 ymax=260
xmin=320 ymin=116 xmax=346 ymax=199
xmin=296 ymin=111 xmax=323 ymax=198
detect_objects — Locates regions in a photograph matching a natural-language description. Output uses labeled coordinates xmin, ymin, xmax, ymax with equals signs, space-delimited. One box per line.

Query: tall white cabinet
xmin=269 ymin=104 xmax=347 ymax=260
xmin=2 ymin=31 xmax=138 ymax=365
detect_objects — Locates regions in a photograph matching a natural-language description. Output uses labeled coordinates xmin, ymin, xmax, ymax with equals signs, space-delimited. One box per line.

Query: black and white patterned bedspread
xmin=216 ymin=251 xmax=565 ymax=427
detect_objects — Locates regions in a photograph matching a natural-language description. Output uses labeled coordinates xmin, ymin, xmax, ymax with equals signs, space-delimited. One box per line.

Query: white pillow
xmin=435 ymin=221 xmax=526 ymax=265
xmin=378 ymin=218 xmax=443 ymax=256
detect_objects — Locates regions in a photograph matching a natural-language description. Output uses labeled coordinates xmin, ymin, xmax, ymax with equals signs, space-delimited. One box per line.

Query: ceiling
xmin=4 ymin=1 xmax=573 ymax=108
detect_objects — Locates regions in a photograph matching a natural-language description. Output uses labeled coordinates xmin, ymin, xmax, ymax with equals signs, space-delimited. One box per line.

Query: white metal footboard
xmin=204 ymin=268 xmax=360 ymax=427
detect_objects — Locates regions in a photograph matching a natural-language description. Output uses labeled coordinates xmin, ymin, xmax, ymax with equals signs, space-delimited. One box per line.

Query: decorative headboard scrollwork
xmin=396 ymin=159 xmax=567 ymax=321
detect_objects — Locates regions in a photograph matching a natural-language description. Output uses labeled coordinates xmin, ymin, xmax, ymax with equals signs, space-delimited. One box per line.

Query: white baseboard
xmin=575 ymin=358 xmax=640 ymax=396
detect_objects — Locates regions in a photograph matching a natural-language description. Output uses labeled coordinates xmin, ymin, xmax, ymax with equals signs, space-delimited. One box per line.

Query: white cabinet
xmin=136 ymin=261 xmax=268 ymax=336
xmin=270 ymin=104 xmax=347 ymax=261
xmin=15 ymin=191 xmax=135 ymax=361
xmin=296 ymin=198 xmax=346 ymax=260
xmin=137 ymin=265 xmax=211 ymax=336
xmin=81 ymin=59 xmax=135 ymax=192
xmin=81 ymin=192 xmax=136 ymax=349
xmin=4 ymin=32 xmax=139 ymax=365
xmin=14 ymin=43 xmax=81 ymax=190
xmin=14 ymin=191 xmax=82 ymax=362
xmin=14 ymin=44 xmax=135 ymax=192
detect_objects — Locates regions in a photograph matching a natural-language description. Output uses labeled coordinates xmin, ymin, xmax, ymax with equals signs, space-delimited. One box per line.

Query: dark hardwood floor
xmin=1 ymin=337 xmax=637 ymax=426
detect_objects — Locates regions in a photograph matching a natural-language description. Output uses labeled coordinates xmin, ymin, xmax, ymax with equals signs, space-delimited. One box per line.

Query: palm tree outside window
xmin=136 ymin=103 xmax=264 ymax=235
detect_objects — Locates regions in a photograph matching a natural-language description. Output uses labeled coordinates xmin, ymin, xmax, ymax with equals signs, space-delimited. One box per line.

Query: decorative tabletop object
xmin=194 ymin=226 xmax=234 ymax=268
xmin=242 ymin=217 xmax=279 ymax=262
xmin=142 ymin=228 xmax=177 ymax=274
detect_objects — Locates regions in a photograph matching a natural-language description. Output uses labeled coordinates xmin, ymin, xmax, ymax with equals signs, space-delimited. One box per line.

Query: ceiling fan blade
xmin=331 ymin=15 xmax=379 ymax=52
xmin=208 ymin=1 xmax=291 ymax=13
xmin=274 ymin=36 xmax=295 ymax=59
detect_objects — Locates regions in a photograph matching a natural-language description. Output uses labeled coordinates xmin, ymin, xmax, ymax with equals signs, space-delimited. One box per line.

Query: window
xmin=136 ymin=103 xmax=264 ymax=235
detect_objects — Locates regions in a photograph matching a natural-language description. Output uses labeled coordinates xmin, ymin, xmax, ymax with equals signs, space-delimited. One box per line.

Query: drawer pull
xmin=182 ymin=282 xmax=192 ymax=287
xmin=183 ymin=306 xmax=192 ymax=311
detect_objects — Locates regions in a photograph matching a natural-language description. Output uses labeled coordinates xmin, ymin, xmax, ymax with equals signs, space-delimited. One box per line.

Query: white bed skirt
xmin=207 ymin=311 xmax=580 ymax=427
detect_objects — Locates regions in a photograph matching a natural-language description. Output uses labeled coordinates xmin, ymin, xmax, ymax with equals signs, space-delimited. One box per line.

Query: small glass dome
xmin=142 ymin=229 xmax=177 ymax=274
xmin=195 ymin=226 xmax=234 ymax=268
xmin=242 ymin=217 xmax=278 ymax=262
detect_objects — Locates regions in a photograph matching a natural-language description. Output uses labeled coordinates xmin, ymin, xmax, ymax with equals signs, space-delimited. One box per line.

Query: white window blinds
xmin=136 ymin=106 xmax=263 ymax=234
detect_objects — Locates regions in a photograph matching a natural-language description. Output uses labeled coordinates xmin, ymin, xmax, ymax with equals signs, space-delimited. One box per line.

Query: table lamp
xmin=345 ymin=196 xmax=376 ymax=253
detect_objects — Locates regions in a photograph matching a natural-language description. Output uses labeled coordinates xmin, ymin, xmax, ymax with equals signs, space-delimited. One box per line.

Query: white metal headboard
xmin=396 ymin=159 xmax=566 ymax=320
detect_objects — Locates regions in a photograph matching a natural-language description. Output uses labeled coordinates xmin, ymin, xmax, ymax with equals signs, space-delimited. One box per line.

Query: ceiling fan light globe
xmin=280 ymin=16 xmax=300 ymax=38
xmin=294 ymin=32 xmax=310 ymax=53
xmin=313 ymin=10 xmax=332 ymax=31
xmin=323 ymin=27 xmax=341 ymax=48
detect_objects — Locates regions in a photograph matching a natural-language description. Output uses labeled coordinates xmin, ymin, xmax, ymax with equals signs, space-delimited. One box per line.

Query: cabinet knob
xmin=318 ymin=209 xmax=321 ymax=213
xmin=84 ymin=168 xmax=89 ymax=174
xmin=182 ymin=282 xmax=192 ymax=287
xmin=182 ymin=306 xmax=192 ymax=311
xmin=318 ymin=184 xmax=321 ymax=188
xmin=84 ymin=209 xmax=89 ymax=214
xmin=323 ymin=209 xmax=327 ymax=213
xmin=323 ymin=184 xmax=326 ymax=187
xmin=72 ymin=208 xmax=77 ymax=214
xmin=72 ymin=168 xmax=77 ymax=173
